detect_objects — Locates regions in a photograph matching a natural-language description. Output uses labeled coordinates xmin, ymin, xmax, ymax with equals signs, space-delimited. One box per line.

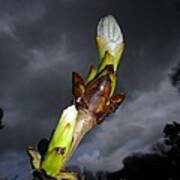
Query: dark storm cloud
xmin=0 ymin=0 xmax=180 ymax=177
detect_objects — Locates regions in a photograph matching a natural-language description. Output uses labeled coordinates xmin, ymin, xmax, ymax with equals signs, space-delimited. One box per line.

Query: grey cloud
xmin=0 ymin=151 xmax=31 ymax=180
xmin=0 ymin=0 xmax=46 ymax=39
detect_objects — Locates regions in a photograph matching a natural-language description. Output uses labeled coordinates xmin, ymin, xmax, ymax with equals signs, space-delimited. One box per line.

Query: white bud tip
xmin=97 ymin=15 xmax=123 ymax=51
xmin=63 ymin=105 xmax=78 ymax=123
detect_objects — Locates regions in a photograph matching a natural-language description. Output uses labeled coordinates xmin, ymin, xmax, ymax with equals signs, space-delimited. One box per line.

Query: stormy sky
xmin=0 ymin=0 xmax=180 ymax=179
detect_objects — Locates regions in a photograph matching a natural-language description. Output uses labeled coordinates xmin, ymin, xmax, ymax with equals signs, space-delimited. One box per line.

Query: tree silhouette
xmin=109 ymin=121 xmax=180 ymax=180
xmin=0 ymin=107 xmax=4 ymax=129
xmin=170 ymin=62 xmax=180 ymax=91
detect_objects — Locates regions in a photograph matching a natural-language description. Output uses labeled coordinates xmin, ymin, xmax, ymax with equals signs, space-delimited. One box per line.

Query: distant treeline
xmin=80 ymin=121 xmax=180 ymax=180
